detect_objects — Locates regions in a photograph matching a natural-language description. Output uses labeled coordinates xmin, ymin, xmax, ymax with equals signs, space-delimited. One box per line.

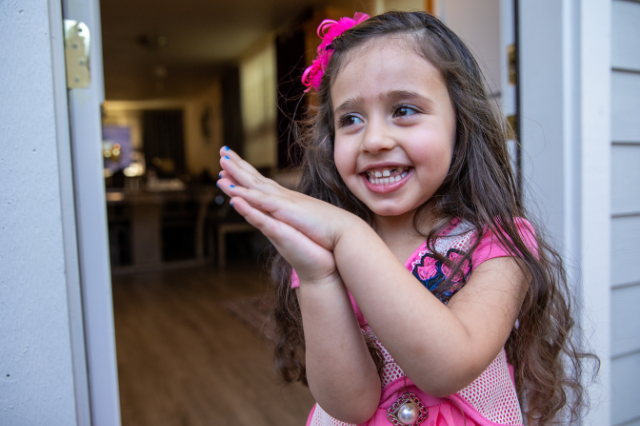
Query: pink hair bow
xmin=301 ymin=12 xmax=370 ymax=92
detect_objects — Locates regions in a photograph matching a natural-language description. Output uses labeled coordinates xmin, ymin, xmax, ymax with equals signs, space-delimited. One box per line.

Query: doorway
xmin=95 ymin=0 xmax=518 ymax=424
xmin=98 ymin=1 xmax=365 ymax=424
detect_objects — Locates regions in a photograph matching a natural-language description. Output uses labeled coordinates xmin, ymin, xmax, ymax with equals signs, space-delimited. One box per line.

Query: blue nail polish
xmin=224 ymin=146 xmax=230 ymax=151
xmin=230 ymin=184 xmax=235 ymax=188
xmin=229 ymin=200 xmax=234 ymax=206
xmin=223 ymin=156 xmax=230 ymax=160
xmin=218 ymin=173 xmax=222 ymax=178
xmin=216 ymin=182 xmax=220 ymax=188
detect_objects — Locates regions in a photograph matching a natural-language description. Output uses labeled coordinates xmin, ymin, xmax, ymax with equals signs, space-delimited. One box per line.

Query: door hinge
xmin=64 ymin=20 xmax=91 ymax=89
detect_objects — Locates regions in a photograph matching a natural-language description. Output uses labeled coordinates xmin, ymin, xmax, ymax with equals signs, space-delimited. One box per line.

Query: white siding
xmin=612 ymin=0 xmax=640 ymax=71
xmin=612 ymin=284 xmax=640 ymax=357
xmin=611 ymin=2 xmax=640 ymax=426
xmin=612 ymin=352 xmax=640 ymax=425
xmin=611 ymin=215 xmax=640 ymax=287
xmin=612 ymin=71 xmax=640 ymax=142
xmin=612 ymin=145 xmax=640 ymax=215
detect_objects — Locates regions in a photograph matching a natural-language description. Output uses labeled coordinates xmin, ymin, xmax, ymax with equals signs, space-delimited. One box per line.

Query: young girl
xmin=217 ymin=11 xmax=594 ymax=426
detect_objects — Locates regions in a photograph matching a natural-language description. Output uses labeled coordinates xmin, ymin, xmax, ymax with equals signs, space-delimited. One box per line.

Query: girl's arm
xmin=218 ymin=149 xmax=527 ymax=397
xmin=219 ymin=159 xmax=380 ymax=422
xmin=297 ymin=281 xmax=381 ymax=423
xmin=332 ymin=223 xmax=527 ymax=396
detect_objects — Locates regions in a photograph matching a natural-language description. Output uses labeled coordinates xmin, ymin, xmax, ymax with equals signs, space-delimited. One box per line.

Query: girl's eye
xmin=340 ymin=114 xmax=363 ymax=127
xmin=394 ymin=105 xmax=418 ymax=117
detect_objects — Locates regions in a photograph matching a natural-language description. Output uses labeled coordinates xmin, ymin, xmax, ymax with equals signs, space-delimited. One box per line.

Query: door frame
xmin=50 ymin=0 xmax=122 ymax=423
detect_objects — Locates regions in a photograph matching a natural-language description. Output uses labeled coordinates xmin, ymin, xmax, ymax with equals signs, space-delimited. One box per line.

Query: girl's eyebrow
xmin=333 ymin=97 xmax=363 ymax=117
xmin=333 ymin=90 xmax=434 ymax=117
xmin=383 ymin=90 xmax=434 ymax=107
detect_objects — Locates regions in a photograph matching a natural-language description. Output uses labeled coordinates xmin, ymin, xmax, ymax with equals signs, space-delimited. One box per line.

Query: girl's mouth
xmin=361 ymin=166 xmax=412 ymax=193
xmin=364 ymin=166 xmax=410 ymax=185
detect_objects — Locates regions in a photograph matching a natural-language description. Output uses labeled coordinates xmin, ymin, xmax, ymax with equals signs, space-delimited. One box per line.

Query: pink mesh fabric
xmin=433 ymin=220 xmax=476 ymax=256
xmin=363 ymin=326 xmax=406 ymax=388
xmin=457 ymin=350 xmax=523 ymax=425
xmin=409 ymin=221 xmax=475 ymax=270
xmin=310 ymin=405 xmax=355 ymax=426
xmin=365 ymin=325 xmax=523 ymax=425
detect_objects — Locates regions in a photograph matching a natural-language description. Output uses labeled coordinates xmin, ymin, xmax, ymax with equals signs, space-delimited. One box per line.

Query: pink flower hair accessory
xmin=301 ymin=12 xmax=370 ymax=92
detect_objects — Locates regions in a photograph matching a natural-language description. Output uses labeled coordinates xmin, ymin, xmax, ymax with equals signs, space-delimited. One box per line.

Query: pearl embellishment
xmin=387 ymin=391 xmax=428 ymax=426
xmin=397 ymin=403 xmax=419 ymax=425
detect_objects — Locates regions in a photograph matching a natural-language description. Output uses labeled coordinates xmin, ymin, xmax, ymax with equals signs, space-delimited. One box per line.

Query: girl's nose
xmin=360 ymin=119 xmax=396 ymax=154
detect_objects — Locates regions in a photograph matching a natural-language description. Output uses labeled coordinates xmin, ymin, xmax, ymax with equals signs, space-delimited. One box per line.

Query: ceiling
xmin=100 ymin=0 xmax=352 ymax=100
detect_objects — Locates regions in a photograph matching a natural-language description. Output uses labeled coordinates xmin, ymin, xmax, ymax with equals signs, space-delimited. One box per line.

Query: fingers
xmin=219 ymin=147 xmax=282 ymax=194
xmin=230 ymin=196 xmax=334 ymax=269
xmin=223 ymin=183 xmax=337 ymax=251
xmin=219 ymin=146 xmax=260 ymax=175
xmin=221 ymin=183 xmax=283 ymax=217
xmin=217 ymin=170 xmax=239 ymax=188
xmin=219 ymin=147 xmax=263 ymax=182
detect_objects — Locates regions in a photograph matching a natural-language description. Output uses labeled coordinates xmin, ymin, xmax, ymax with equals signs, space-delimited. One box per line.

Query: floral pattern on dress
xmin=411 ymin=248 xmax=472 ymax=302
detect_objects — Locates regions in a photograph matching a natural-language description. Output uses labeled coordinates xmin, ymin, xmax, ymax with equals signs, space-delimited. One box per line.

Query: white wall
xmin=0 ymin=0 xmax=78 ymax=424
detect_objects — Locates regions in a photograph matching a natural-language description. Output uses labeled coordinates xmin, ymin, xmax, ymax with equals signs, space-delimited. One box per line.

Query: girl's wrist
xmin=333 ymin=210 xmax=369 ymax=245
xmin=298 ymin=270 xmax=342 ymax=288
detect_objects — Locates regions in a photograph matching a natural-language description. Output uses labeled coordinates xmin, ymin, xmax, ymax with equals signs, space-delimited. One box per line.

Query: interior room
xmin=99 ymin=0 xmax=509 ymax=424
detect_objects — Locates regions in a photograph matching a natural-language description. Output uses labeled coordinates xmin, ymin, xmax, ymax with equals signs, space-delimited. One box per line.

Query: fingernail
xmin=223 ymin=156 xmax=230 ymax=160
xmin=216 ymin=182 xmax=220 ymax=188
xmin=224 ymin=146 xmax=230 ymax=151
xmin=229 ymin=200 xmax=234 ymax=206
xmin=218 ymin=173 xmax=222 ymax=178
xmin=230 ymin=184 xmax=235 ymax=188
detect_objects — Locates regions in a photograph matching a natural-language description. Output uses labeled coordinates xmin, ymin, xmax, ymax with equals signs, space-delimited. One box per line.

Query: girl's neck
xmin=373 ymin=205 xmax=436 ymax=263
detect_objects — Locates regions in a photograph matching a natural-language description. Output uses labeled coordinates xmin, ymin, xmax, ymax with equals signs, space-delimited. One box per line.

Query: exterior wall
xmin=0 ymin=0 xmax=78 ymax=424
xmin=520 ymin=0 xmax=612 ymax=424
xmin=610 ymin=1 xmax=640 ymax=425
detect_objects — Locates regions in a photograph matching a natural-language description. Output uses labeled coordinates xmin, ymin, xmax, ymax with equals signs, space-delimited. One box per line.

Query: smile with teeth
xmin=365 ymin=166 xmax=410 ymax=185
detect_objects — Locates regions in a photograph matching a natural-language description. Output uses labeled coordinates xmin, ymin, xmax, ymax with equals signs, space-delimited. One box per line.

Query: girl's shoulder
xmin=406 ymin=217 xmax=537 ymax=302
xmin=421 ymin=216 xmax=537 ymax=263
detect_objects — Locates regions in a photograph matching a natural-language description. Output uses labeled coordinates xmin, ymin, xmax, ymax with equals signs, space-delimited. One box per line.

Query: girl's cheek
xmin=333 ymin=148 xmax=353 ymax=182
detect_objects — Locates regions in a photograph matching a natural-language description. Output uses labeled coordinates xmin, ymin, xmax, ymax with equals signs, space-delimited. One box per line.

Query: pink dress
xmin=292 ymin=218 xmax=537 ymax=426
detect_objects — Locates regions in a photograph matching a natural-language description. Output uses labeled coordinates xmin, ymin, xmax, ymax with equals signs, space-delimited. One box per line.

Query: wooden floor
xmin=112 ymin=262 xmax=315 ymax=426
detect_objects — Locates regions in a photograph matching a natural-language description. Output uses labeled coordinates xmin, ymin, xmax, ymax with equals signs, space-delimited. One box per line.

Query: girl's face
xmin=331 ymin=37 xmax=456 ymax=222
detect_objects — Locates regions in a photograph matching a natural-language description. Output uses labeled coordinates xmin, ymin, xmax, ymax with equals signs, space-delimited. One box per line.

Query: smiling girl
xmin=217 ymin=11 xmax=596 ymax=426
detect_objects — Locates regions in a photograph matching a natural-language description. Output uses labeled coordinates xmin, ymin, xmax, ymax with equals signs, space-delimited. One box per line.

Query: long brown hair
xmin=270 ymin=11 xmax=598 ymax=425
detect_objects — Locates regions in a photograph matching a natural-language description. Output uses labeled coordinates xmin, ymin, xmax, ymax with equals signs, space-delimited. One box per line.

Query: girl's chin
xmin=369 ymin=205 xmax=418 ymax=219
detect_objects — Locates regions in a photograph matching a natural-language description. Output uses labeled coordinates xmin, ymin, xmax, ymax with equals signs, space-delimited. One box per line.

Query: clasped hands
xmin=217 ymin=147 xmax=358 ymax=285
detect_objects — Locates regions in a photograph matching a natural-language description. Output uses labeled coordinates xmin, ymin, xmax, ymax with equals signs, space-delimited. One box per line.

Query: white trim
xmin=48 ymin=0 xmax=92 ymax=424
xmin=61 ymin=0 xmax=122 ymax=423
xmin=580 ymin=0 xmax=611 ymax=422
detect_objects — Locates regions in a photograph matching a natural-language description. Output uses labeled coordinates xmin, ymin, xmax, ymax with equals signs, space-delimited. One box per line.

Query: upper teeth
xmin=365 ymin=167 xmax=409 ymax=185
xmin=367 ymin=167 xmax=406 ymax=177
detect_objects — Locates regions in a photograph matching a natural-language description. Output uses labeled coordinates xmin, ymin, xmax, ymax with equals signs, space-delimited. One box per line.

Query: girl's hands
xmin=217 ymin=147 xmax=352 ymax=285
